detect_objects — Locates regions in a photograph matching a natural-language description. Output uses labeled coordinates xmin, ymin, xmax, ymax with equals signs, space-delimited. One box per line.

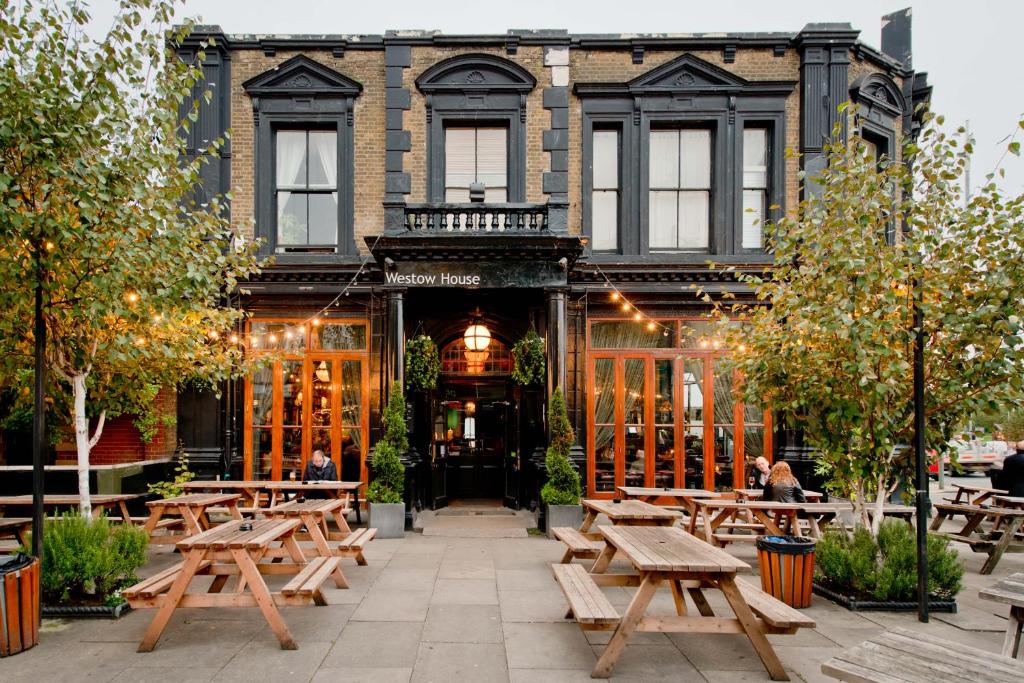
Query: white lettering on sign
xmin=385 ymin=270 xmax=481 ymax=287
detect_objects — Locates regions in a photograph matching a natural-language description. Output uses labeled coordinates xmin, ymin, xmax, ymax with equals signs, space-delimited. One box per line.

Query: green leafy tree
xmin=541 ymin=388 xmax=581 ymax=506
xmin=0 ymin=1 xmax=263 ymax=515
xmin=366 ymin=381 xmax=406 ymax=504
xmin=715 ymin=109 xmax=1024 ymax=534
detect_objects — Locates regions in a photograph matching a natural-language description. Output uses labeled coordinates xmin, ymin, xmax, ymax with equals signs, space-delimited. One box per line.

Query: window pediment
xmin=243 ymin=55 xmax=363 ymax=97
xmin=629 ymin=53 xmax=747 ymax=92
xmin=416 ymin=53 xmax=536 ymax=93
xmin=849 ymin=73 xmax=903 ymax=117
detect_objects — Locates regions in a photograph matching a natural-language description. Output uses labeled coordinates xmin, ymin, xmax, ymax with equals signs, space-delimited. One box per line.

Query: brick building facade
xmin=175 ymin=12 xmax=929 ymax=508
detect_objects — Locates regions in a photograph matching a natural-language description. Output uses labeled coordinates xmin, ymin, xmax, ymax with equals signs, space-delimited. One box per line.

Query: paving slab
xmin=422 ymin=604 xmax=503 ymax=643
xmin=216 ymin=639 xmax=332 ymax=682
xmin=503 ymin=621 xmax=596 ymax=670
xmin=352 ymin=588 xmax=432 ymax=621
xmin=412 ymin=641 xmax=509 ymax=682
xmin=313 ymin=667 xmax=413 ymax=683
xmin=587 ymin=642 xmax=701 ymax=682
xmin=430 ymin=577 xmax=499 ymax=605
xmin=499 ymin=588 xmax=574 ymax=622
xmin=321 ymin=621 xmax=424 ymax=668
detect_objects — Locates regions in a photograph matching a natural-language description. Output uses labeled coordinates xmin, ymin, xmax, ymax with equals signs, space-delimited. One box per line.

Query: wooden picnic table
xmin=947 ymin=483 xmax=1007 ymax=506
xmin=929 ymin=502 xmax=1024 ymax=574
xmin=0 ymin=494 xmax=141 ymax=523
xmin=181 ymin=480 xmax=270 ymax=508
xmin=127 ymin=518 xmax=345 ymax=652
xmin=689 ymin=499 xmax=849 ymax=545
xmin=735 ymin=488 xmax=824 ymax=503
xmin=562 ymin=524 xmax=812 ymax=680
xmin=0 ymin=517 xmax=31 ymax=547
xmin=993 ymin=495 xmax=1024 ymax=511
xmin=579 ymin=498 xmax=682 ymax=533
xmin=266 ymin=498 xmax=352 ymax=558
xmin=821 ymin=626 xmax=1024 ymax=682
xmin=142 ymin=493 xmax=243 ymax=544
xmin=979 ymin=572 xmax=1024 ymax=659
xmin=616 ymin=486 xmax=721 ymax=517
xmin=263 ymin=481 xmax=363 ymax=523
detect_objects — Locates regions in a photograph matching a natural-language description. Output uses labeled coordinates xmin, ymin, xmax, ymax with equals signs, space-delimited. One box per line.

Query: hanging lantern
xmin=464 ymin=318 xmax=491 ymax=351
xmin=464 ymin=349 xmax=489 ymax=374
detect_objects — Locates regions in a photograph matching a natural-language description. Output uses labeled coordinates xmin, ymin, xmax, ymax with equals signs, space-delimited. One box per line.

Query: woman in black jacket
xmin=762 ymin=461 xmax=806 ymax=503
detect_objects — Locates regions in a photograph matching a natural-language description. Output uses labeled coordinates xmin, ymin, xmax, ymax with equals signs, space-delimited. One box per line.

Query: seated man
xmin=994 ymin=440 xmax=1024 ymax=497
xmin=302 ymin=449 xmax=338 ymax=498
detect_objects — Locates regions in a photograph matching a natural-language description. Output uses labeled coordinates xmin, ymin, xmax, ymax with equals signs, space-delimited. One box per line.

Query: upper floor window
xmin=649 ymin=129 xmax=711 ymax=251
xmin=276 ymin=130 xmax=338 ymax=250
xmin=591 ymin=129 xmax=620 ymax=251
xmin=444 ymin=127 xmax=508 ymax=202
xmin=741 ymin=128 xmax=768 ymax=250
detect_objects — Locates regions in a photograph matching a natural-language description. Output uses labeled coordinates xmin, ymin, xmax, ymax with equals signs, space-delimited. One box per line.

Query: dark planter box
xmin=42 ymin=602 xmax=131 ymax=619
xmin=812 ymin=582 xmax=957 ymax=613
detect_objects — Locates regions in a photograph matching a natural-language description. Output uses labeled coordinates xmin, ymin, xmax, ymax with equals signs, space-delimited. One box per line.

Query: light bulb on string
xmin=126 ymin=292 xmax=139 ymax=304
xmin=229 ymin=334 xmax=239 ymax=344
xmin=647 ymin=321 xmax=656 ymax=331
xmin=611 ymin=292 xmax=620 ymax=302
xmin=621 ymin=302 xmax=630 ymax=312
xmin=208 ymin=330 xmax=219 ymax=340
xmin=267 ymin=334 xmax=277 ymax=345
xmin=633 ymin=312 xmax=642 ymax=322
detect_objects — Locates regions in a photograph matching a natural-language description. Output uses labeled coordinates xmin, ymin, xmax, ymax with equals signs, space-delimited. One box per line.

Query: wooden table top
xmin=182 ymin=480 xmax=269 ymax=490
xmin=993 ymin=495 xmax=1024 ymax=508
xmin=146 ymin=493 xmax=241 ymax=508
xmin=268 ymin=498 xmax=348 ymax=515
xmin=583 ymin=499 xmax=683 ymax=521
xmin=0 ymin=494 xmax=140 ymax=505
xmin=617 ymin=486 xmax=720 ymax=499
xmin=979 ymin=572 xmax=1024 ymax=608
xmin=693 ymin=499 xmax=848 ymax=512
xmin=177 ymin=518 xmax=301 ymax=551
xmin=954 ymin=483 xmax=1008 ymax=495
xmin=734 ymin=488 xmax=823 ymax=500
xmin=0 ymin=517 xmax=31 ymax=529
xmin=600 ymin=524 xmax=749 ymax=573
xmin=263 ymin=480 xmax=362 ymax=491
xmin=935 ymin=502 xmax=1024 ymax=518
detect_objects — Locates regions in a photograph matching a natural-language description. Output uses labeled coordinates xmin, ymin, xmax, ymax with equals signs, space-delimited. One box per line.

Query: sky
xmin=80 ymin=0 xmax=1024 ymax=192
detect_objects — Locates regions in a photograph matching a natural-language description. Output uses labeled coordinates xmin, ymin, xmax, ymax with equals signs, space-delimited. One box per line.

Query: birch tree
xmin=0 ymin=1 xmax=262 ymax=515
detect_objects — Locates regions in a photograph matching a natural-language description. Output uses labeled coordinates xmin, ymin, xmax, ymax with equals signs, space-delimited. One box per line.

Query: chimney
xmin=881 ymin=8 xmax=912 ymax=68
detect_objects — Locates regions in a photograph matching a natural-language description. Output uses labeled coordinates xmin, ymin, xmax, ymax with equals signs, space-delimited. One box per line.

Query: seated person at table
xmin=762 ymin=461 xmax=806 ymax=503
xmin=302 ymin=449 xmax=338 ymax=498
xmin=751 ymin=456 xmax=771 ymax=487
xmin=994 ymin=440 xmax=1024 ymax=497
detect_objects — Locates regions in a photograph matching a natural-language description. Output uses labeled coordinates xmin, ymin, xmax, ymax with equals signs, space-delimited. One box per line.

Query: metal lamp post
xmin=32 ymin=243 xmax=47 ymax=560
xmin=912 ymin=275 xmax=929 ymax=623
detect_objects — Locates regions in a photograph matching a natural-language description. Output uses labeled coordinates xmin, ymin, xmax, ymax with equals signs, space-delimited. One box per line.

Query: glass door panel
xmin=281 ymin=360 xmax=304 ymax=479
xmin=592 ymin=358 xmax=616 ymax=492
xmin=712 ymin=360 xmax=735 ymax=490
xmin=341 ymin=360 xmax=364 ymax=481
xmin=310 ymin=358 xmax=334 ymax=472
xmin=623 ymin=358 xmax=646 ymax=487
xmin=683 ymin=359 xmax=705 ymax=489
xmin=653 ymin=359 xmax=675 ymax=487
xmin=251 ymin=365 xmax=274 ymax=480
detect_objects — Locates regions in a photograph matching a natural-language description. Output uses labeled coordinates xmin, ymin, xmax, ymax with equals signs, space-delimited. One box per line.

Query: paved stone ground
xmin=7 ymin=506 xmax=1021 ymax=683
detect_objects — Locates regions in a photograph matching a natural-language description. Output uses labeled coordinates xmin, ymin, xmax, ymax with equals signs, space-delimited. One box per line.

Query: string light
xmin=229 ymin=334 xmax=239 ymax=344
xmin=134 ymin=336 xmax=146 ymax=346
xmin=208 ymin=330 xmax=219 ymax=340
xmin=126 ymin=292 xmax=139 ymax=304
xmin=611 ymin=292 xmax=620 ymax=301
xmin=45 ymin=241 xmax=55 ymax=251
xmin=620 ymin=301 xmax=631 ymax=312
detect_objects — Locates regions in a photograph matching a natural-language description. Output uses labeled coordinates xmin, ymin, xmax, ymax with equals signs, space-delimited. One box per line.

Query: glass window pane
xmin=316 ymin=323 xmax=367 ymax=350
xmin=742 ymin=426 xmax=766 ymax=490
xmin=476 ymin=127 xmax=507 ymax=188
xmin=251 ymin=322 xmax=304 ymax=352
xmin=713 ymin=361 xmax=734 ymax=424
xmin=654 ymin=360 xmax=675 ymax=488
xmin=684 ymin=358 xmax=705 ymax=489
xmin=341 ymin=360 xmax=362 ymax=427
xmin=252 ymin=428 xmax=273 ymax=480
xmin=679 ymin=321 xmax=716 ymax=348
xmin=276 ymin=131 xmax=307 ymax=188
xmin=677 ymin=191 xmax=709 ymax=249
xmin=593 ymin=130 xmax=619 ymax=189
xmin=445 ymin=128 xmax=476 ymax=189
xmin=591 ymin=321 xmax=675 ymax=349
xmin=593 ymin=425 xmax=616 ymax=492
xmin=311 ymin=359 xmax=333 ymax=426
xmin=277 ymin=191 xmax=307 ymax=245
xmin=742 ymin=189 xmax=765 ymax=249
xmin=744 ymin=401 xmax=765 ymax=425
xmin=713 ymin=425 xmax=734 ymax=491
xmin=680 ymin=129 xmax=711 ymax=189
xmin=282 ymin=360 xmax=304 ymax=427
xmin=251 ymin=365 xmax=274 ymax=426
xmin=654 ymin=360 xmax=673 ymax=425
xmin=593 ymin=359 xmax=615 ymax=424
xmin=282 ymin=427 xmax=303 ymax=478
xmin=624 ymin=359 xmax=646 ymax=486
xmin=342 ymin=427 xmax=362 ymax=481
xmin=743 ymin=129 xmax=767 ymax=188
xmin=307 ymin=131 xmax=338 ymax=189
xmin=649 ymin=131 xmax=679 ymax=187
xmin=592 ymin=191 xmax=618 ymax=251
xmin=308 ymin=193 xmax=338 ymax=245
xmin=683 ymin=425 xmax=704 ymax=489
xmin=649 ymin=190 xmax=678 ymax=249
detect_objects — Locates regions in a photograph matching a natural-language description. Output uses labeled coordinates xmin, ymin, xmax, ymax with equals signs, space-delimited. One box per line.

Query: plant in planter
xmin=813 ymin=519 xmax=963 ymax=611
xmin=33 ymin=512 xmax=149 ymax=615
xmin=147 ymin=450 xmax=195 ymax=498
xmin=540 ymin=388 xmax=582 ymax=536
xmin=367 ymin=381 xmax=407 ymax=538
xmin=511 ymin=330 xmax=545 ymax=387
xmin=405 ymin=335 xmax=440 ymax=393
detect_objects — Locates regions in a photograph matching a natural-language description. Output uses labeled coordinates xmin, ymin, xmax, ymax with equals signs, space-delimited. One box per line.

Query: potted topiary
xmin=541 ymin=388 xmax=582 ymax=537
xmin=366 ymin=381 xmax=407 ymax=538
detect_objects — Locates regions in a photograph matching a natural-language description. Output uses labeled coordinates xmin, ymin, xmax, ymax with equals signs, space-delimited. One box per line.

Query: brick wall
xmin=55 ymin=387 xmax=177 ymax=465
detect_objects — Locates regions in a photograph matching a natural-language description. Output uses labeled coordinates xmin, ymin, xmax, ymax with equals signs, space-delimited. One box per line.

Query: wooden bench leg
xmin=590 ymin=543 xmax=616 ymax=574
xmin=669 ymin=580 xmax=687 ymax=616
xmin=718 ymin=576 xmax=789 ymax=681
xmin=981 ymin=517 xmax=1023 ymax=575
xmin=138 ymin=551 xmax=204 ymax=652
xmin=592 ymin=572 xmax=661 ymax=679
xmin=559 ymin=547 xmax=575 ymax=564
xmin=687 ymin=587 xmax=714 ymax=617
xmin=208 ymin=575 xmax=229 ymax=594
xmin=231 ymin=548 xmax=297 ymax=650
xmin=1002 ymin=605 xmax=1023 ymax=658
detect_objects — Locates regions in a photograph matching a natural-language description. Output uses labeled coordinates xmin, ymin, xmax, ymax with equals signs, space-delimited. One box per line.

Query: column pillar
xmin=386 ymin=288 xmax=406 ymax=393
xmin=545 ymin=288 xmax=567 ymax=399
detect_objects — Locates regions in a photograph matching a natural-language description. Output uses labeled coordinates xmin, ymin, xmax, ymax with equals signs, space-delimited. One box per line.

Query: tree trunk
xmin=71 ymin=373 xmax=106 ymax=519
xmin=870 ymin=473 xmax=887 ymax=537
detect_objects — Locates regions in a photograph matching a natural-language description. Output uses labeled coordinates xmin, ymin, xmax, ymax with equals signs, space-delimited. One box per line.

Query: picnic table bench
xmin=689 ymin=499 xmax=848 ymax=545
xmin=0 ymin=494 xmax=141 ymax=523
xmin=735 ymin=488 xmax=824 ymax=503
xmin=993 ymin=495 xmax=1024 ymax=510
xmin=821 ymin=626 xmax=1024 ymax=682
xmin=142 ymin=493 xmax=242 ymax=543
xmin=124 ymin=518 xmax=344 ymax=652
xmin=554 ymin=525 xmax=814 ymax=680
xmin=265 ymin=498 xmax=376 ymax=567
xmin=979 ymin=572 xmax=1024 ymax=658
xmin=929 ymin=502 xmax=1024 ymax=574
xmin=554 ymin=499 xmax=682 ymax=564
xmin=947 ymin=483 xmax=1007 ymax=506
xmin=0 ymin=517 xmax=31 ymax=551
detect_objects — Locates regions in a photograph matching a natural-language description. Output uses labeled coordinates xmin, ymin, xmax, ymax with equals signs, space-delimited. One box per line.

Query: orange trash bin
xmin=0 ymin=554 xmax=40 ymax=657
xmin=756 ymin=535 xmax=815 ymax=608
